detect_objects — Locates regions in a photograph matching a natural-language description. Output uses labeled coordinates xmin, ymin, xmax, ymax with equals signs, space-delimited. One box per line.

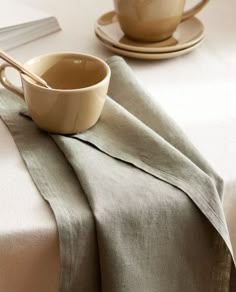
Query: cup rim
xmin=22 ymin=52 xmax=111 ymax=92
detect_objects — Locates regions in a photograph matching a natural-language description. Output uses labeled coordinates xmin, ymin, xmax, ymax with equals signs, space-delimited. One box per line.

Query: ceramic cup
xmin=113 ymin=0 xmax=209 ymax=42
xmin=0 ymin=52 xmax=110 ymax=134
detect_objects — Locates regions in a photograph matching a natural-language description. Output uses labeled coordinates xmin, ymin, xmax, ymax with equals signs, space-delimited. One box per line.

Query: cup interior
xmin=24 ymin=53 xmax=109 ymax=90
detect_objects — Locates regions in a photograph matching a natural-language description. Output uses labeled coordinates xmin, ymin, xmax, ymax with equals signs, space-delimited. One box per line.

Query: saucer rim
xmin=95 ymin=11 xmax=205 ymax=53
xmin=96 ymin=34 xmax=204 ymax=60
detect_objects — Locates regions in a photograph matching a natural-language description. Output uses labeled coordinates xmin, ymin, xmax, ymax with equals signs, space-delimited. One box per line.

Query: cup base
xmin=124 ymin=33 xmax=173 ymax=44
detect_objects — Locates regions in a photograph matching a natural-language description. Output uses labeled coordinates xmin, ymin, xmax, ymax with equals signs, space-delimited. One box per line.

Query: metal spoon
xmin=0 ymin=49 xmax=51 ymax=89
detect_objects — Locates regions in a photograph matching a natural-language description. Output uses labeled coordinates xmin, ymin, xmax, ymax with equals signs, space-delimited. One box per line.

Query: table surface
xmin=1 ymin=0 xmax=236 ymax=290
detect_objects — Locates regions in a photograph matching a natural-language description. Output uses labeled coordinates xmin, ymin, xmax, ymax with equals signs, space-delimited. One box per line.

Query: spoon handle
xmin=0 ymin=49 xmax=50 ymax=88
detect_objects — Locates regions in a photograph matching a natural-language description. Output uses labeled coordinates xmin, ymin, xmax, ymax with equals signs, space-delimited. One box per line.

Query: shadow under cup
xmin=21 ymin=53 xmax=111 ymax=134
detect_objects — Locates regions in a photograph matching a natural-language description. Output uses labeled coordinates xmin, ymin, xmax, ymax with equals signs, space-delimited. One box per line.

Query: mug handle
xmin=0 ymin=63 xmax=24 ymax=99
xmin=182 ymin=0 xmax=209 ymax=22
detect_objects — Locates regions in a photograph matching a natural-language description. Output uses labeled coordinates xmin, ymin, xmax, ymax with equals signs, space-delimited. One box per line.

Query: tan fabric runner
xmin=0 ymin=56 xmax=235 ymax=292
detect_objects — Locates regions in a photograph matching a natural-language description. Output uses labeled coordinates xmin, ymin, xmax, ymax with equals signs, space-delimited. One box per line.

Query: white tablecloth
xmin=0 ymin=0 xmax=236 ymax=291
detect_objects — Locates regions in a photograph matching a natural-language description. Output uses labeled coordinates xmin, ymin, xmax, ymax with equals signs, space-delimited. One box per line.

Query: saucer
xmin=95 ymin=11 xmax=205 ymax=53
xmin=96 ymin=33 xmax=204 ymax=60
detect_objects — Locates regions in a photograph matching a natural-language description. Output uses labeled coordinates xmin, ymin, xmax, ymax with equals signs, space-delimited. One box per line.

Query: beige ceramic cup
xmin=0 ymin=52 xmax=110 ymax=134
xmin=113 ymin=0 xmax=209 ymax=42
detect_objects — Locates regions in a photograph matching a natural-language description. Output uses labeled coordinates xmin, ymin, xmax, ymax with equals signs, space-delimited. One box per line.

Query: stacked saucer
xmin=95 ymin=11 xmax=205 ymax=60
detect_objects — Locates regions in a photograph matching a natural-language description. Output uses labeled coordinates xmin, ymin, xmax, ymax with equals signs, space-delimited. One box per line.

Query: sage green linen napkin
xmin=0 ymin=56 xmax=235 ymax=292
xmin=0 ymin=92 xmax=100 ymax=291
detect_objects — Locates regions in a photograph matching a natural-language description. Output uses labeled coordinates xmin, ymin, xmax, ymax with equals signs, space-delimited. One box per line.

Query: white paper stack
xmin=0 ymin=1 xmax=61 ymax=51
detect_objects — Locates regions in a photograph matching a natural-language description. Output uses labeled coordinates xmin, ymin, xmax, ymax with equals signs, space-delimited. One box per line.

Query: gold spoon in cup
xmin=0 ymin=49 xmax=51 ymax=89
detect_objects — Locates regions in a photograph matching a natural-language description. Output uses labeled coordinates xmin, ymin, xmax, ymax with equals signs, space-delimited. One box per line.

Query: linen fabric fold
xmin=0 ymin=56 xmax=235 ymax=292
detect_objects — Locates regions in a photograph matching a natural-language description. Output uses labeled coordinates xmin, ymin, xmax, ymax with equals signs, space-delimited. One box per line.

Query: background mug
xmin=113 ymin=0 xmax=209 ymax=42
xmin=0 ymin=52 xmax=110 ymax=134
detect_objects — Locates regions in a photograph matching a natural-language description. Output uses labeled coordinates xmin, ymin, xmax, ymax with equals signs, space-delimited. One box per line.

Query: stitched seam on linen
xmin=73 ymin=136 xmax=235 ymax=291
xmin=75 ymin=135 xmax=236 ymax=254
xmin=75 ymin=136 xmax=226 ymax=228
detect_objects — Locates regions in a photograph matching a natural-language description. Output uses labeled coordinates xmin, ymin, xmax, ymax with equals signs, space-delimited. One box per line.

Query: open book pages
xmin=0 ymin=0 xmax=61 ymax=51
